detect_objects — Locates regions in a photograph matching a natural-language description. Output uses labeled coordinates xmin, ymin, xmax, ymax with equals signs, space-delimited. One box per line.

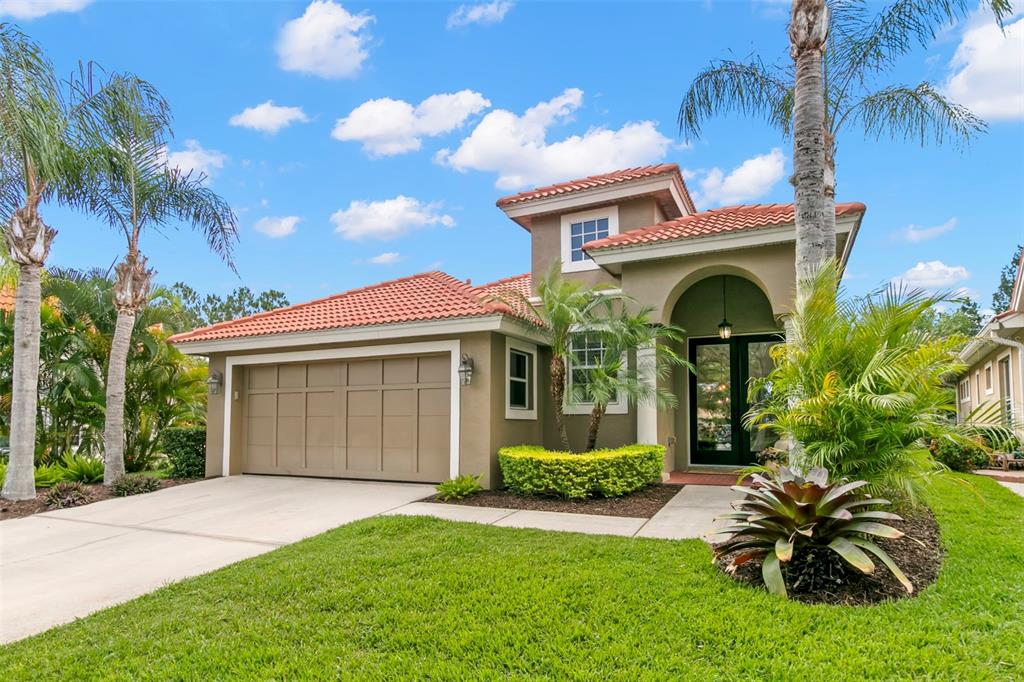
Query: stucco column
xmin=637 ymin=342 xmax=658 ymax=444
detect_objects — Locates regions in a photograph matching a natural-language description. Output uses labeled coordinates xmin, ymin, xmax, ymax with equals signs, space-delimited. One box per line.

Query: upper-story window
xmin=560 ymin=206 xmax=619 ymax=273
xmin=985 ymin=363 xmax=993 ymax=394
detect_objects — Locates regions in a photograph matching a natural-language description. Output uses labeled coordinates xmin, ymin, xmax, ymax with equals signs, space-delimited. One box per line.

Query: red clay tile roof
xmin=0 ymin=287 xmax=13 ymax=313
xmin=584 ymin=202 xmax=867 ymax=252
xmin=170 ymin=271 xmax=531 ymax=344
xmin=496 ymin=164 xmax=697 ymax=214
xmin=473 ymin=272 xmax=532 ymax=299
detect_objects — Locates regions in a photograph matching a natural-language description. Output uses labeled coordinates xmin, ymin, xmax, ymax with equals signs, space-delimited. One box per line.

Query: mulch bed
xmin=0 ymin=478 xmax=194 ymax=522
xmin=426 ymin=483 xmax=680 ymax=518
xmin=714 ymin=505 xmax=943 ymax=605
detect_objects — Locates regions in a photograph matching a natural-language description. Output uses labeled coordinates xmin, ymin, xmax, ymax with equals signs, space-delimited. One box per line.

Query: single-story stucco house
xmin=957 ymin=250 xmax=1023 ymax=439
xmin=170 ymin=164 xmax=866 ymax=488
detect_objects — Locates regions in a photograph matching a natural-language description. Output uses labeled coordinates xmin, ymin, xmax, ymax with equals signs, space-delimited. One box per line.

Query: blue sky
xmin=6 ymin=0 xmax=1024 ymax=313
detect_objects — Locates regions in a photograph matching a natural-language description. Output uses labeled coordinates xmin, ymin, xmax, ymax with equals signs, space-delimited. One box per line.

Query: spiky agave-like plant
xmin=715 ymin=466 xmax=913 ymax=598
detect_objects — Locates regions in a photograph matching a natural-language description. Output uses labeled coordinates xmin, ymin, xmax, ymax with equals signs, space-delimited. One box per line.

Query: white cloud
xmin=229 ymin=101 xmax=310 ymax=134
xmin=894 ymin=217 xmax=957 ymax=243
xmin=447 ymin=1 xmax=514 ymax=29
xmin=0 ymin=0 xmax=90 ymax=19
xmin=367 ymin=251 xmax=401 ymax=264
xmin=166 ymin=140 xmax=227 ymax=180
xmin=276 ymin=1 xmax=373 ymax=79
xmin=332 ymin=90 xmax=490 ymax=156
xmin=331 ymin=196 xmax=455 ymax=240
xmin=943 ymin=14 xmax=1024 ymax=120
xmin=893 ymin=260 xmax=971 ymax=289
xmin=437 ymin=88 xmax=671 ymax=190
xmin=688 ymin=148 xmax=786 ymax=206
xmin=253 ymin=216 xmax=300 ymax=238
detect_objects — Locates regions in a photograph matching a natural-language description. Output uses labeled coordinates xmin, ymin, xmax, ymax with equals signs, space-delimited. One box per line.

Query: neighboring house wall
xmin=957 ymin=339 xmax=1022 ymax=437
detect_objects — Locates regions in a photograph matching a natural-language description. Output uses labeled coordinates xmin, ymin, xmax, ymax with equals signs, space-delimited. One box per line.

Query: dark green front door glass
xmin=689 ymin=334 xmax=782 ymax=466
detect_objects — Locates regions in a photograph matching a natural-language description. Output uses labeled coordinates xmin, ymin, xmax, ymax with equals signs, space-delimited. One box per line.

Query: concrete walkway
xmin=387 ymin=485 xmax=736 ymax=541
xmin=999 ymin=480 xmax=1024 ymax=498
xmin=0 ymin=476 xmax=432 ymax=644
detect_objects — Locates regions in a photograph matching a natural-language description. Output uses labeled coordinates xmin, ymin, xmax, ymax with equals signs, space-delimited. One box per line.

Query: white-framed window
xmin=505 ymin=338 xmax=537 ymax=420
xmin=560 ymin=206 xmax=619 ymax=273
xmin=985 ymin=363 xmax=994 ymax=394
xmin=564 ymin=331 xmax=627 ymax=415
xmin=958 ymin=379 xmax=971 ymax=403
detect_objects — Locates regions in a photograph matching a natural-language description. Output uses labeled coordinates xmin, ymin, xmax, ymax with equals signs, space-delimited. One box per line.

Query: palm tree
xmin=495 ymin=265 xmax=622 ymax=450
xmin=575 ymin=309 xmax=690 ymax=451
xmin=0 ymin=26 xmax=114 ymax=500
xmin=679 ymin=0 xmax=1014 ymax=285
xmin=84 ymin=78 xmax=236 ymax=483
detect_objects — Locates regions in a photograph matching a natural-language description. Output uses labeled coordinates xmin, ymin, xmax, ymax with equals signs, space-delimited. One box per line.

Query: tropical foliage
xmin=435 ymin=474 xmax=483 ymax=501
xmin=170 ymin=282 xmax=289 ymax=330
xmin=715 ymin=466 xmax=912 ymax=598
xmin=746 ymin=261 xmax=1009 ymax=503
xmin=0 ymin=271 xmax=206 ymax=470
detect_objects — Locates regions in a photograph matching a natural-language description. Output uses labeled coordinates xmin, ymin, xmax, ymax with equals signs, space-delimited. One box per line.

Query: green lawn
xmin=2 ymin=476 xmax=1022 ymax=681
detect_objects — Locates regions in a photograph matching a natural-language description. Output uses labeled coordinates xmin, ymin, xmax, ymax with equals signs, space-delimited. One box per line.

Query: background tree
xmin=679 ymin=0 xmax=1013 ymax=282
xmin=992 ymin=244 xmax=1022 ymax=313
xmin=0 ymin=27 xmax=117 ymax=499
xmin=170 ymin=282 xmax=288 ymax=330
xmin=912 ymin=297 xmax=983 ymax=341
xmin=85 ymin=77 xmax=237 ymax=483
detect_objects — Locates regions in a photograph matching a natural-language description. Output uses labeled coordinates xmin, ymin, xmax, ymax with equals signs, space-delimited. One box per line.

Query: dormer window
xmin=560 ymin=206 xmax=619 ymax=273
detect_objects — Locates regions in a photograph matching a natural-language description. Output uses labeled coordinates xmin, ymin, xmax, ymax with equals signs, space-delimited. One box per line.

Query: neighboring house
xmin=957 ymin=251 xmax=1024 ymax=439
xmin=171 ymin=164 xmax=865 ymax=487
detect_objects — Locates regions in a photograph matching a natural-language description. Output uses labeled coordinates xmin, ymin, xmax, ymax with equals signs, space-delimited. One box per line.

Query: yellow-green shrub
xmin=498 ymin=445 xmax=664 ymax=499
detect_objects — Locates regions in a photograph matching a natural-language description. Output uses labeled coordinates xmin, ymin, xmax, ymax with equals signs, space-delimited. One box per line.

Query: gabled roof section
xmin=473 ymin=273 xmax=532 ymax=299
xmin=169 ymin=271 xmax=530 ymax=344
xmin=583 ymin=202 xmax=867 ymax=252
xmin=496 ymin=164 xmax=696 ymax=224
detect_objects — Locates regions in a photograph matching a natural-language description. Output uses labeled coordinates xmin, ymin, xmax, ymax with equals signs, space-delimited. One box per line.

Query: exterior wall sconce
xmin=206 ymin=369 xmax=223 ymax=395
xmin=457 ymin=354 xmax=474 ymax=386
xmin=718 ymin=275 xmax=733 ymax=339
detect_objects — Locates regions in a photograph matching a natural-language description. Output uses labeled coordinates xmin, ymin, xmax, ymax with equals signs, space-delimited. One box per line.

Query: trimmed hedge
xmin=930 ymin=438 xmax=988 ymax=473
xmin=161 ymin=427 xmax=207 ymax=479
xmin=498 ymin=444 xmax=664 ymax=500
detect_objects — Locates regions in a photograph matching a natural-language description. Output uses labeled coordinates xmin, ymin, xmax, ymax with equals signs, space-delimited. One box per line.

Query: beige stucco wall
xmin=958 ymin=337 xmax=1022 ymax=438
xmin=529 ymin=197 xmax=660 ymax=290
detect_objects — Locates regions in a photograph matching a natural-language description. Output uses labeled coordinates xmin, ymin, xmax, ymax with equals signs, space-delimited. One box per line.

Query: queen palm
xmin=679 ymin=0 xmax=1014 ymax=285
xmin=0 ymin=26 xmax=118 ymax=499
xmin=85 ymin=79 xmax=236 ymax=483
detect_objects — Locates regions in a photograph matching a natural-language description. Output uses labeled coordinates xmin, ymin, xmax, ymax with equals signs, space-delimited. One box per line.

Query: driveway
xmin=0 ymin=475 xmax=432 ymax=643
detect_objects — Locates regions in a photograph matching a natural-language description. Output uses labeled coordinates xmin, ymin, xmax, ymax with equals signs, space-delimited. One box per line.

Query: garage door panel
xmin=349 ymin=360 xmax=382 ymax=386
xmin=278 ymin=364 xmax=307 ymax=389
xmin=243 ymin=354 xmax=449 ymax=482
xmin=307 ymin=362 xmax=342 ymax=387
xmin=277 ymin=445 xmax=304 ymax=469
xmin=306 ymin=417 xmax=334 ymax=447
xmin=306 ymin=446 xmax=334 ymax=470
xmin=418 ymin=388 xmax=450 ymax=416
xmin=384 ymin=357 xmax=418 ymax=384
xmin=418 ymin=355 xmax=448 ymax=383
xmin=249 ymin=366 xmax=278 ymax=390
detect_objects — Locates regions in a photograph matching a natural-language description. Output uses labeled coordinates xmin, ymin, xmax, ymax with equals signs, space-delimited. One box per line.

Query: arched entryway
xmin=670 ymin=274 xmax=783 ymax=468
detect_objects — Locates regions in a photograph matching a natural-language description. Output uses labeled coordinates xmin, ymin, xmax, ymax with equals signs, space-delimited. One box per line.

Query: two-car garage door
xmin=241 ymin=354 xmax=450 ymax=483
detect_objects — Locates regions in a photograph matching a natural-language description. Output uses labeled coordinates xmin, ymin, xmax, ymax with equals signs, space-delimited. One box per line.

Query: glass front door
xmin=689 ymin=335 xmax=782 ymax=466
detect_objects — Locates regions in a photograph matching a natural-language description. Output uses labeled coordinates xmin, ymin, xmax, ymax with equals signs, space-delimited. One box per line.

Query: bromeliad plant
xmin=715 ymin=466 xmax=913 ymax=598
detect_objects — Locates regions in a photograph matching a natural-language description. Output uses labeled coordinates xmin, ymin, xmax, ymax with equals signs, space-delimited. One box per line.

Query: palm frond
xmin=838 ymin=82 xmax=986 ymax=149
xmin=677 ymin=58 xmax=793 ymax=141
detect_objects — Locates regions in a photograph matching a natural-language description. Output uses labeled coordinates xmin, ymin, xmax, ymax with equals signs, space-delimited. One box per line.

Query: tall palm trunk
xmin=2 ymin=205 xmax=55 ymax=500
xmin=789 ymin=0 xmax=832 ymax=287
xmin=585 ymin=404 xmax=605 ymax=452
xmin=103 ymin=252 xmax=152 ymax=483
xmin=550 ymin=354 xmax=571 ymax=450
